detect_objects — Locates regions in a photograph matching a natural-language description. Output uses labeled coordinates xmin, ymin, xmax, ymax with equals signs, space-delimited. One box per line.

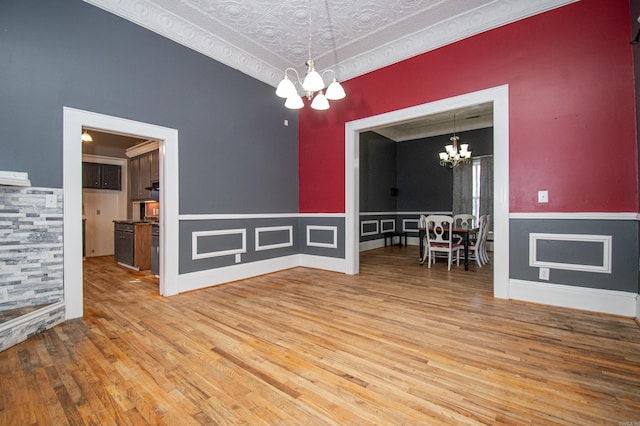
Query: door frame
xmin=345 ymin=85 xmax=509 ymax=298
xmin=63 ymin=107 xmax=180 ymax=319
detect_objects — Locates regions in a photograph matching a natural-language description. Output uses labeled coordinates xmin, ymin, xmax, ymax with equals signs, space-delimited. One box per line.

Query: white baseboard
xmin=510 ymin=279 xmax=637 ymax=317
xmin=178 ymin=254 xmax=347 ymax=293
xmin=360 ymin=237 xmax=420 ymax=252
xmin=178 ymin=255 xmax=300 ymax=293
xmin=299 ymin=254 xmax=346 ymax=273
xmin=360 ymin=239 xmax=384 ymax=251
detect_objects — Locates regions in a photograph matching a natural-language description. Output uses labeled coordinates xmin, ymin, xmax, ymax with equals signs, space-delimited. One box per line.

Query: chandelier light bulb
xmin=302 ymin=68 xmax=325 ymax=92
xmin=284 ymin=93 xmax=304 ymax=109
xmin=325 ymin=79 xmax=346 ymax=100
xmin=311 ymin=91 xmax=330 ymax=110
xmin=276 ymin=76 xmax=297 ymax=98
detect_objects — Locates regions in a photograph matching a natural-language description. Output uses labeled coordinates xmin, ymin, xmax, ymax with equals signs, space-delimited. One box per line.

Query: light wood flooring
xmin=1 ymin=246 xmax=640 ymax=425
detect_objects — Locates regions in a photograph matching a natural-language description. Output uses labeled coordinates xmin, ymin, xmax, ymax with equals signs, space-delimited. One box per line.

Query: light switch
xmin=537 ymin=190 xmax=548 ymax=203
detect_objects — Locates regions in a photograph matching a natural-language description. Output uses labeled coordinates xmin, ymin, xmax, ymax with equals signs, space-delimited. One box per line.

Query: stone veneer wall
xmin=0 ymin=186 xmax=65 ymax=351
xmin=0 ymin=302 xmax=65 ymax=352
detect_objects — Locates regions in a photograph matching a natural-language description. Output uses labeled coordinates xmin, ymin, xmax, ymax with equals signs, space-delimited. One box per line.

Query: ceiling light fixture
xmin=275 ymin=0 xmax=345 ymax=110
xmin=81 ymin=129 xmax=93 ymax=143
xmin=439 ymin=113 xmax=471 ymax=167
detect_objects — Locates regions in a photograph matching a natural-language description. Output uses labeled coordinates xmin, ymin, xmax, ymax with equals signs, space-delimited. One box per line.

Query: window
xmin=471 ymin=159 xmax=481 ymax=219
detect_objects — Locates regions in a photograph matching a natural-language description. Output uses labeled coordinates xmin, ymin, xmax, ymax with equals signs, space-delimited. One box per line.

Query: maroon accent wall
xmin=298 ymin=0 xmax=637 ymax=213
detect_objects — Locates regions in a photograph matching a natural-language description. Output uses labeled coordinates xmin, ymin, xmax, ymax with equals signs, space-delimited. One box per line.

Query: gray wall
xmin=510 ymin=219 xmax=638 ymax=292
xmin=396 ymin=127 xmax=493 ymax=212
xmin=359 ymin=127 xmax=494 ymax=243
xmin=0 ymin=0 xmax=299 ymax=215
xmin=360 ymin=132 xmax=397 ymax=212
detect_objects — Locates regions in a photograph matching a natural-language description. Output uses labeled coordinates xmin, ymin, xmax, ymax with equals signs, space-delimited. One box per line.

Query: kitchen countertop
xmin=113 ymin=219 xmax=157 ymax=225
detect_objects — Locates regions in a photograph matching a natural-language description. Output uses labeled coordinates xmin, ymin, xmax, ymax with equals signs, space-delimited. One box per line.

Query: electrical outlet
xmin=539 ymin=267 xmax=550 ymax=280
xmin=235 ymin=253 xmax=241 ymax=263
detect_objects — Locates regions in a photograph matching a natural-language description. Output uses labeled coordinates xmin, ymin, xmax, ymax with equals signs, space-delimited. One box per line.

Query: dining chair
xmin=467 ymin=215 xmax=486 ymax=267
xmin=452 ymin=213 xmax=476 ymax=244
xmin=480 ymin=214 xmax=491 ymax=264
xmin=421 ymin=215 xmax=461 ymax=270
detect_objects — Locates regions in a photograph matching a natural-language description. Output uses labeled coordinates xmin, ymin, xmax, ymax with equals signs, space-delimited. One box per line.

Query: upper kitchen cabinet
xmin=129 ymin=153 xmax=152 ymax=201
xmin=129 ymin=150 xmax=160 ymax=201
xmin=82 ymin=162 xmax=122 ymax=190
xmin=150 ymin=150 xmax=159 ymax=183
xmin=126 ymin=141 xmax=159 ymax=201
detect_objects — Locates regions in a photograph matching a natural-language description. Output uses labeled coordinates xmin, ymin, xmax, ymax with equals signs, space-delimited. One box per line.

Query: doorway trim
xmin=63 ymin=107 xmax=180 ymax=319
xmin=345 ymin=85 xmax=509 ymax=298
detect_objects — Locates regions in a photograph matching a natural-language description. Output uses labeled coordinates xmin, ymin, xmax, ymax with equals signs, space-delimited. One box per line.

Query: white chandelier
xmin=275 ymin=0 xmax=346 ymax=110
xmin=439 ymin=113 xmax=471 ymax=167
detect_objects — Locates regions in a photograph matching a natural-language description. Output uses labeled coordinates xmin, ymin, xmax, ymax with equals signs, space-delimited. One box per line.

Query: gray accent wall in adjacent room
xmin=360 ymin=132 xmax=397 ymax=212
xmin=359 ymin=127 xmax=494 ymax=244
xmin=396 ymin=127 xmax=493 ymax=212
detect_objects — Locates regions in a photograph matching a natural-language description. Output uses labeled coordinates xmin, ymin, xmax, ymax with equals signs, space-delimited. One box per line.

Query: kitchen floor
xmin=85 ymin=255 xmax=159 ymax=287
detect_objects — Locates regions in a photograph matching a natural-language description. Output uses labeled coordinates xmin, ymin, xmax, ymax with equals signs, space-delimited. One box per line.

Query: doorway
xmin=345 ymin=85 xmax=510 ymax=299
xmin=63 ymin=107 xmax=180 ymax=319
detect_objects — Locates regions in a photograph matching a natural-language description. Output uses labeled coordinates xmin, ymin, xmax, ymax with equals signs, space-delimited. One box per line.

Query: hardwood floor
xmin=1 ymin=248 xmax=639 ymax=425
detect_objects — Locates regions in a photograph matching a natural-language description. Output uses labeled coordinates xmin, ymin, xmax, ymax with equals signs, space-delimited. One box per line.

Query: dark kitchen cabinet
xmin=114 ymin=222 xmax=135 ymax=266
xmin=129 ymin=150 xmax=157 ymax=201
xmin=83 ymin=162 xmax=121 ymax=190
xmin=150 ymin=150 xmax=159 ymax=183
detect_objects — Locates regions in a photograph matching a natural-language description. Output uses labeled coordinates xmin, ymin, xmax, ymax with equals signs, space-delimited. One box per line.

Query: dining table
xmin=418 ymin=226 xmax=478 ymax=271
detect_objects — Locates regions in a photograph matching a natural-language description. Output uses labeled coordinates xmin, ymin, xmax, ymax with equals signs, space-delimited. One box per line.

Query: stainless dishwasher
xmin=151 ymin=224 xmax=159 ymax=276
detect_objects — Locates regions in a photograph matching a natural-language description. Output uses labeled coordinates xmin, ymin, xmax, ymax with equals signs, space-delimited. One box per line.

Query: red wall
xmin=298 ymin=0 xmax=637 ymax=213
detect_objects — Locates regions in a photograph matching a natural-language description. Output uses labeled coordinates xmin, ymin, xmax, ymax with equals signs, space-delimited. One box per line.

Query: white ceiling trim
xmin=83 ymin=0 xmax=576 ymax=88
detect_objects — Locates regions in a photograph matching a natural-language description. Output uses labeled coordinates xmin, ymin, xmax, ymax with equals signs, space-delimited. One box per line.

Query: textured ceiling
xmin=83 ymin=0 xmax=575 ymax=89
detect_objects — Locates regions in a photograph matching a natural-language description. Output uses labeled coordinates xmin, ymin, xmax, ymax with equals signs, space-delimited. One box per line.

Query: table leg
xmin=464 ymin=231 xmax=469 ymax=271
xmin=418 ymin=229 xmax=425 ymax=262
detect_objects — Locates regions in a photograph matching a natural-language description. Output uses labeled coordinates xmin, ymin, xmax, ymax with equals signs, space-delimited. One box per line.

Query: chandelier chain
xmin=307 ymin=0 xmax=312 ymax=64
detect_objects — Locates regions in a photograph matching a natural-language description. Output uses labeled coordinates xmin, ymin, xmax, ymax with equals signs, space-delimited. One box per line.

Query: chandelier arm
xmin=284 ymin=67 xmax=302 ymax=85
xmin=321 ymin=69 xmax=335 ymax=81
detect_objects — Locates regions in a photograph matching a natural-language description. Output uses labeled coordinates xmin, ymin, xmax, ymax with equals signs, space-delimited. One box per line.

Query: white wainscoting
xmin=255 ymin=225 xmax=293 ymax=251
xmin=307 ymin=225 xmax=338 ymax=249
xmin=360 ymin=220 xmax=379 ymax=236
xmin=191 ymin=228 xmax=246 ymax=260
xmin=529 ymin=233 xmax=612 ymax=274
xmin=510 ymin=279 xmax=637 ymax=317
xmin=380 ymin=219 xmax=395 ymax=232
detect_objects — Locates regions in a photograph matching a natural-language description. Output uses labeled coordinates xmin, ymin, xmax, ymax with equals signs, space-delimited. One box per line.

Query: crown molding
xmin=83 ymin=0 xmax=576 ymax=88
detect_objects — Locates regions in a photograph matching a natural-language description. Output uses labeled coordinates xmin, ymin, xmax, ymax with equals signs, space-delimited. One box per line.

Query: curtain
xmin=452 ymin=156 xmax=493 ymax=229
xmin=452 ymin=163 xmax=472 ymax=215
xmin=479 ymin=156 xmax=493 ymax=231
